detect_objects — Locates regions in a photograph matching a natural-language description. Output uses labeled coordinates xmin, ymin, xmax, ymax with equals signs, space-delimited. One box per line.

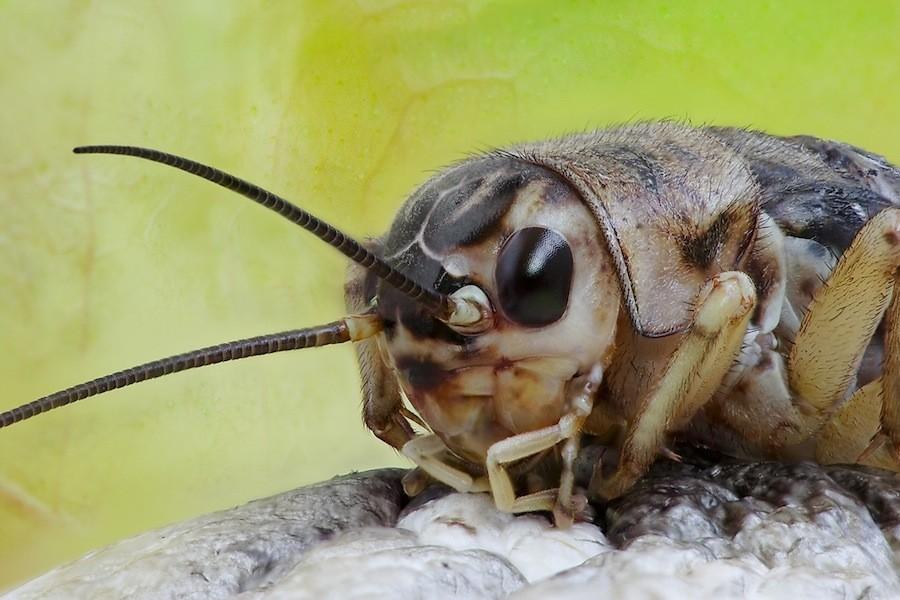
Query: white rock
xmin=6 ymin=460 xmax=900 ymax=599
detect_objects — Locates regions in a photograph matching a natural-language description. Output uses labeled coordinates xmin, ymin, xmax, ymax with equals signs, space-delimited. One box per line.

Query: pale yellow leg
xmin=592 ymin=272 xmax=756 ymax=500
xmin=785 ymin=209 xmax=900 ymax=446
xmin=486 ymin=417 xmax=574 ymax=512
xmin=506 ymin=489 xmax=558 ymax=513
xmin=402 ymin=434 xmax=489 ymax=493
xmin=486 ymin=366 xmax=602 ymax=521
xmin=816 ymin=239 xmax=900 ymax=469
xmin=817 ymin=380 xmax=882 ymax=463
xmin=816 ymin=377 xmax=900 ymax=470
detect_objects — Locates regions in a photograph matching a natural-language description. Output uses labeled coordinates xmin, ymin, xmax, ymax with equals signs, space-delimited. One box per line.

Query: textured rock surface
xmin=6 ymin=457 xmax=900 ymax=600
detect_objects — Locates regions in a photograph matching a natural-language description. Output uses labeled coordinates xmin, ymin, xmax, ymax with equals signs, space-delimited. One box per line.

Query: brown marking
xmin=395 ymin=356 xmax=450 ymax=392
xmin=884 ymin=229 xmax=900 ymax=246
xmin=679 ymin=209 xmax=734 ymax=269
xmin=494 ymin=357 xmax=515 ymax=372
xmin=437 ymin=517 xmax=478 ymax=534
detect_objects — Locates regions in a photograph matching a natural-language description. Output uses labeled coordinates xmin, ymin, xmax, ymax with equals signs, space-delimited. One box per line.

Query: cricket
xmin=3 ymin=121 xmax=900 ymax=527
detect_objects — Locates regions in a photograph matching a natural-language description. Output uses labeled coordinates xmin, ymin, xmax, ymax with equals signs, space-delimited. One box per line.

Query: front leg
xmin=592 ymin=272 xmax=756 ymax=500
xmin=402 ymin=434 xmax=490 ymax=493
xmin=486 ymin=365 xmax=603 ymax=526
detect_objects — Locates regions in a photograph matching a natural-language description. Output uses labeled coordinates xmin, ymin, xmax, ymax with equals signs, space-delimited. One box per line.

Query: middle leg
xmin=592 ymin=272 xmax=757 ymax=500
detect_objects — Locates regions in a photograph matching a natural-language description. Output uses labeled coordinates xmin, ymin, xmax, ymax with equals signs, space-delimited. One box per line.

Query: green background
xmin=1 ymin=0 xmax=898 ymax=590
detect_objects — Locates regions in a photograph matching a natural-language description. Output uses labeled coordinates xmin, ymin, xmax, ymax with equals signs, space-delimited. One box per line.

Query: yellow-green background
xmin=0 ymin=0 xmax=898 ymax=590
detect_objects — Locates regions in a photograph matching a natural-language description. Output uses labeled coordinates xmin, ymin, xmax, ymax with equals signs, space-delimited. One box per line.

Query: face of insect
xmin=371 ymin=157 xmax=621 ymax=462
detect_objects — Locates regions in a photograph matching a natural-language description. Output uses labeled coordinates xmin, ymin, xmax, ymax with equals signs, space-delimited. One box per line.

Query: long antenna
xmin=0 ymin=318 xmax=375 ymax=428
xmin=73 ymin=145 xmax=455 ymax=321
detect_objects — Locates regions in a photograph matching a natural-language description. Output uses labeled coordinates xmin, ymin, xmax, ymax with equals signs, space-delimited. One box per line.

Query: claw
xmin=857 ymin=433 xmax=886 ymax=463
xmin=856 ymin=432 xmax=900 ymax=471
xmin=401 ymin=467 xmax=431 ymax=497
xmin=660 ymin=446 xmax=683 ymax=462
xmin=553 ymin=492 xmax=594 ymax=527
xmin=371 ymin=411 xmax=417 ymax=451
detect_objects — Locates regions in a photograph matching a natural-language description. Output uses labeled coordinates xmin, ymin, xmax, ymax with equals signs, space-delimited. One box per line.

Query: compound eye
xmin=495 ymin=227 xmax=573 ymax=327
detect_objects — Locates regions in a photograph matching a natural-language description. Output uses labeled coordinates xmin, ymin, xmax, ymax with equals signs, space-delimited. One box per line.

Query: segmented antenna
xmin=0 ymin=322 xmax=350 ymax=428
xmin=72 ymin=145 xmax=454 ymax=320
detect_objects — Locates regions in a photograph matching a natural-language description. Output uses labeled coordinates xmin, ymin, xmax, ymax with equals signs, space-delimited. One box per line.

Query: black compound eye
xmin=495 ymin=227 xmax=574 ymax=327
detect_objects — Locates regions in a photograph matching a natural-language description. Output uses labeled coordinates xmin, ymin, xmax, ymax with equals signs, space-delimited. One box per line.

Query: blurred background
xmin=0 ymin=0 xmax=898 ymax=590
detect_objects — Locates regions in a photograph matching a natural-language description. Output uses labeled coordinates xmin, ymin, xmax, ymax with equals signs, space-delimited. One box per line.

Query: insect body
xmin=3 ymin=122 xmax=900 ymax=526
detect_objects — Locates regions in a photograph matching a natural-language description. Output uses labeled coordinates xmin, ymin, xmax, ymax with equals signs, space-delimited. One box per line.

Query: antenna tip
xmin=73 ymin=146 xmax=88 ymax=154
